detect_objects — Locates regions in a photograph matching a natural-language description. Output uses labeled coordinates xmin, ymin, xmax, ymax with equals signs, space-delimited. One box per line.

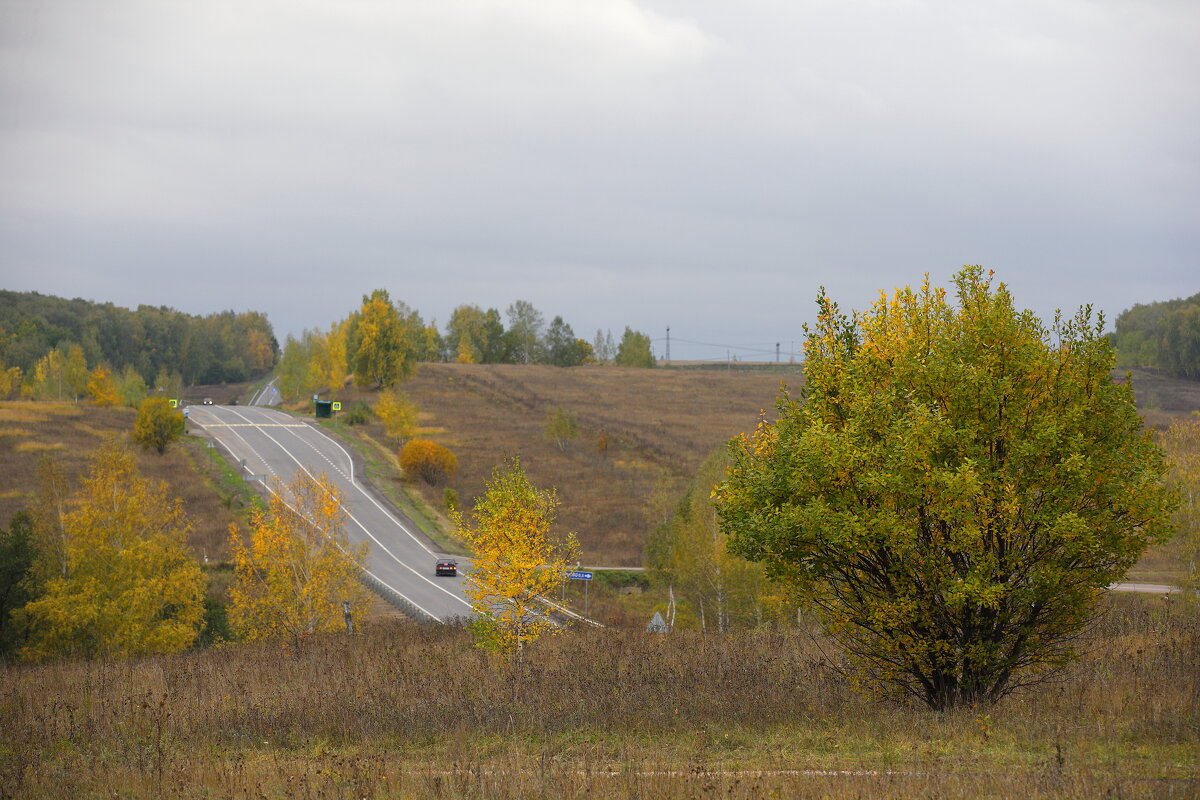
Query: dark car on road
xmin=435 ymin=559 xmax=458 ymax=577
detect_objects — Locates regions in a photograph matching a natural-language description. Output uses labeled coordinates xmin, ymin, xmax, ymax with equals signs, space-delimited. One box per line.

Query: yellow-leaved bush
xmin=228 ymin=473 xmax=369 ymax=643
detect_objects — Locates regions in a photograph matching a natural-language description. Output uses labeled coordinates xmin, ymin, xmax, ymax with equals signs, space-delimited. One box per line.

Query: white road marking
xmin=205 ymin=406 xmax=472 ymax=612
xmin=249 ymin=475 xmax=440 ymax=622
xmin=205 ymin=423 xmax=307 ymax=428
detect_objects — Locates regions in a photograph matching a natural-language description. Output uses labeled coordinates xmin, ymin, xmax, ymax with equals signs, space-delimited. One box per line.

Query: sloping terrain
xmin=0 ymin=401 xmax=251 ymax=560
xmin=355 ymin=363 xmax=800 ymax=566
xmin=355 ymin=364 xmax=1200 ymax=569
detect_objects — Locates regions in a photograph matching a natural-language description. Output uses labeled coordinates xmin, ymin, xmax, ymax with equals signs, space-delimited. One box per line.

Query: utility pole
xmin=666 ymin=326 xmax=670 ymax=364
xmin=776 ymin=342 xmax=780 ymax=363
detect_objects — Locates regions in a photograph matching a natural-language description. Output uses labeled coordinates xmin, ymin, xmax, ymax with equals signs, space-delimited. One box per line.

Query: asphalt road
xmin=186 ymin=402 xmax=474 ymax=623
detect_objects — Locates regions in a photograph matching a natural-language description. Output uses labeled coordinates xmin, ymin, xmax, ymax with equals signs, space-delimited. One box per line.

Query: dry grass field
xmin=0 ymin=400 xmax=254 ymax=562
xmin=1 ymin=592 xmax=1194 ymax=799
xmin=324 ymin=363 xmax=1200 ymax=576
xmin=330 ymin=363 xmax=800 ymax=566
xmin=2 ymin=368 xmax=1198 ymax=798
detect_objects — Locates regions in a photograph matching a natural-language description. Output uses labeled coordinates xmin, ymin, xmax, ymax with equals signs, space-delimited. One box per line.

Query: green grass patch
xmin=180 ymin=434 xmax=266 ymax=525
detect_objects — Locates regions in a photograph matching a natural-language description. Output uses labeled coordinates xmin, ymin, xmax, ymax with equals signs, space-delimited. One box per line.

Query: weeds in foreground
xmin=1 ymin=594 xmax=1195 ymax=798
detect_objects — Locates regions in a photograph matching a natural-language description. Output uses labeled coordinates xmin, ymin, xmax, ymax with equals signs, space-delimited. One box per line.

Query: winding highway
xmin=187 ymin=394 xmax=474 ymax=623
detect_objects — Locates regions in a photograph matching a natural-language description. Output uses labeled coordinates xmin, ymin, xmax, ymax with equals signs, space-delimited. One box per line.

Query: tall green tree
xmin=544 ymin=316 xmax=592 ymax=367
xmin=0 ymin=512 xmax=38 ymax=658
xmin=614 ymin=327 xmax=655 ymax=368
xmin=505 ymin=300 xmax=545 ymax=364
xmin=445 ymin=305 xmax=490 ymax=364
xmin=715 ymin=267 xmax=1177 ymax=710
xmin=276 ymin=332 xmax=316 ymax=401
xmin=1112 ymin=292 xmax=1200 ymax=378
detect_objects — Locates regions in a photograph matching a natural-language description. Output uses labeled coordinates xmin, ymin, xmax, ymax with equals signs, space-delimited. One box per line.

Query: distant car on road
xmin=202 ymin=397 xmax=213 ymax=405
xmin=435 ymin=559 xmax=458 ymax=577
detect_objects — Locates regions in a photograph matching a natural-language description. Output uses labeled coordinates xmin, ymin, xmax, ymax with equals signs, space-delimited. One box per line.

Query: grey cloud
xmin=2 ymin=0 xmax=1197 ymax=358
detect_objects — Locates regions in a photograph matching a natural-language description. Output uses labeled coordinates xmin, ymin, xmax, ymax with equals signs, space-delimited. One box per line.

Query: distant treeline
xmin=0 ymin=290 xmax=279 ymax=391
xmin=1112 ymin=292 xmax=1200 ymax=380
xmin=278 ymin=291 xmax=656 ymax=401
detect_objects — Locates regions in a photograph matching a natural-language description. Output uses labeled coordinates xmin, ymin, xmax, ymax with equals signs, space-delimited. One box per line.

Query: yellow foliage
xmin=455 ymin=335 xmax=476 ymax=364
xmin=454 ymin=459 xmax=578 ymax=657
xmin=18 ymin=440 xmax=205 ymax=661
xmin=133 ymin=396 xmax=184 ymax=454
xmin=228 ymin=473 xmax=369 ymax=642
xmin=0 ymin=364 xmax=21 ymax=399
xmin=245 ymin=328 xmax=276 ymax=374
xmin=14 ymin=441 xmax=65 ymax=453
xmin=716 ymin=267 xmax=1179 ymax=709
xmin=399 ymin=438 xmax=457 ymax=485
xmin=376 ymin=390 xmax=418 ymax=440
xmin=306 ymin=320 xmax=349 ymax=395
xmin=86 ymin=365 xmax=120 ymax=407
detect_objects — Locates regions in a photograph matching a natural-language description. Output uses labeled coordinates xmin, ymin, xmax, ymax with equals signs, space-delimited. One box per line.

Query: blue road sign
xmin=566 ymin=570 xmax=593 ymax=580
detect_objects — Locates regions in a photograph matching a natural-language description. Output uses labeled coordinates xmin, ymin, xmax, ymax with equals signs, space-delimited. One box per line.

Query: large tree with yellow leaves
xmin=18 ymin=440 xmax=205 ymax=661
xmin=715 ymin=267 xmax=1177 ymax=709
xmin=228 ymin=473 xmax=368 ymax=642
xmin=455 ymin=459 xmax=578 ymax=658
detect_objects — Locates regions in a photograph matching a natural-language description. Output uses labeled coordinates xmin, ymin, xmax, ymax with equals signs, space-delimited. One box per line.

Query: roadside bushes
xmin=400 ymin=439 xmax=457 ymax=486
xmin=344 ymin=400 xmax=372 ymax=426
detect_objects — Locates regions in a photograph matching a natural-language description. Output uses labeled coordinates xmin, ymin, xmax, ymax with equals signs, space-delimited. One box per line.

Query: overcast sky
xmin=1 ymin=1 xmax=1196 ymax=361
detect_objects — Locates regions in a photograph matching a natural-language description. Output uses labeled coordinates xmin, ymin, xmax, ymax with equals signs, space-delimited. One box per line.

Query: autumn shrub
xmin=399 ymin=438 xmax=457 ymax=486
xmin=376 ymin=389 xmax=417 ymax=439
xmin=132 ymin=396 xmax=184 ymax=454
xmin=344 ymin=399 xmax=372 ymax=425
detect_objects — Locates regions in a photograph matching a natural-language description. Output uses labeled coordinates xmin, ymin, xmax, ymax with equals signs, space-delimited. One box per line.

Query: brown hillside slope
xmin=397 ymin=364 xmax=798 ymax=566
xmin=384 ymin=364 xmax=1200 ymax=570
xmin=0 ymin=401 xmax=250 ymax=560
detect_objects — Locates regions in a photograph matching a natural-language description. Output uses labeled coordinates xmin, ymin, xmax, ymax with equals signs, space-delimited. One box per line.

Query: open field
xmin=324 ymin=363 xmax=1200 ymax=577
xmin=1 ymin=592 xmax=1194 ymax=799
xmin=0 ymin=400 xmax=255 ymax=561
xmin=329 ymin=363 xmax=801 ymax=566
xmin=4 ymin=363 xmax=1197 ymax=590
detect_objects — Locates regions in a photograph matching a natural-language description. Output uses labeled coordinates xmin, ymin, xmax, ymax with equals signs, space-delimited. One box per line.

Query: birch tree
xmin=18 ymin=440 xmax=205 ymax=661
xmin=228 ymin=473 xmax=369 ymax=642
xmin=455 ymin=459 xmax=578 ymax=658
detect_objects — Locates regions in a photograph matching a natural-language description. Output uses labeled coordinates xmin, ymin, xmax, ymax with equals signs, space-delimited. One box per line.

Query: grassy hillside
xmin=327 ymin=363 xmax=800 ymax=566
xmin=324 ymin=363 xmax=1200 ymax=575
xmin=0 ymin=400 xmax=254 ymax=561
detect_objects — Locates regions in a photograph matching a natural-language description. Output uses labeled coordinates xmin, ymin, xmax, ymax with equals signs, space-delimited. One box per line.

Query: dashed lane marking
xmin=205 ymin=423 xmax=307 ymax=428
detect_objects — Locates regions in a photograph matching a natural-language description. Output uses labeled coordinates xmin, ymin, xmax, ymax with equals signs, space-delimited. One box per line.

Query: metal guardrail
xmin=358 ymin=568 xmax=438 ymax=624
